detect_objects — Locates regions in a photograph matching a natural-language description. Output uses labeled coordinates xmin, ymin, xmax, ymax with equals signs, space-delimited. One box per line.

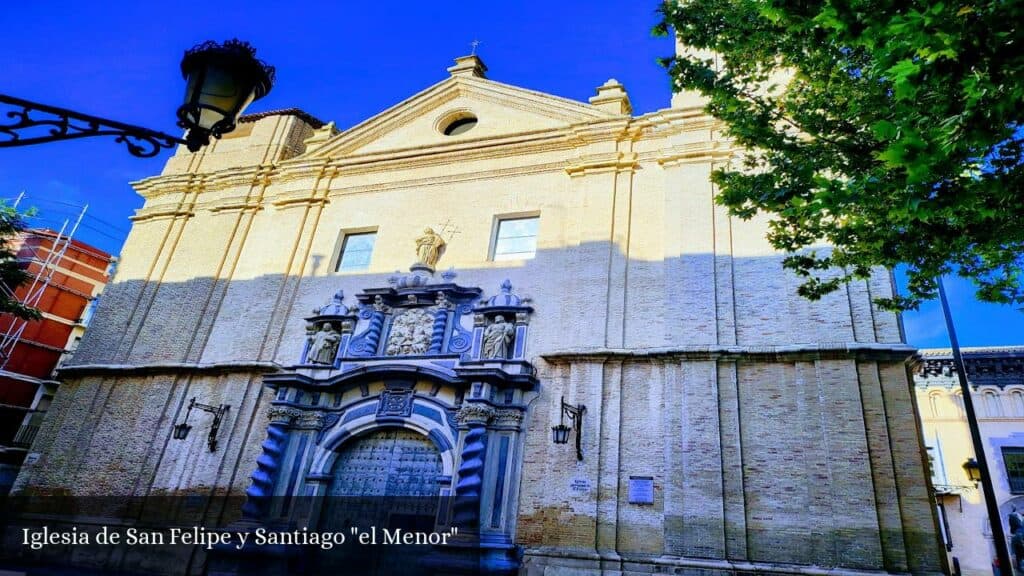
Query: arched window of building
xmin=1010 ymin=389 xmax=1024 ymax=417
xmin=984 ymin=391 xmax=1003 ymax=417
xmin=952 ymin=391 xmax=965 ymax=418
xmin=928 ymin=391 xmax=943 ymax=418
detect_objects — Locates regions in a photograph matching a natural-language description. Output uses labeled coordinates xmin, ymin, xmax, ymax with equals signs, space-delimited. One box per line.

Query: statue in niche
xmin=307 ymin=323 xmax=341 ymax=364
xmin=385 ymin=309 xmax=433 ymax=356
xmin=483 ymin=315 xmax=514 ymax=359
xmin=415 ymin=227 xmax=446 ymax=268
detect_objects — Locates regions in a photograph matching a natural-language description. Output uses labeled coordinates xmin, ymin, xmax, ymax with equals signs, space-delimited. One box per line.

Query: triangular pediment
xmin=307 ymin=75 xmax=619 ymax=159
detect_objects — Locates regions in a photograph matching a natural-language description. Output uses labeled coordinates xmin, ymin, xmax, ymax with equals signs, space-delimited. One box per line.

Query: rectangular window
xmin=492 ymin=216 xmax=539 ymax=261
xmin=335 ymin=231 xmax=376 ymax=272
xmin=1004 ymin=447 xmax=1024 ymax=493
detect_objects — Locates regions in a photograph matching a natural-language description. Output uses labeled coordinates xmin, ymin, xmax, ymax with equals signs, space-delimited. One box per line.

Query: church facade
xmin=10 ymin=54 xmax=945 ymax=575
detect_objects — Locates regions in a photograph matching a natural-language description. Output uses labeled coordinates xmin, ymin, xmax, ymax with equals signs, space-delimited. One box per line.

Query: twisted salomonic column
xmin=362 ymin=296 xmax=390 ymax=354
xmin=241 ymin=406 xmax=299 ymax=520
xmin=451 ymin=403 xmax=494 ymax=531
xmin=428 ymin=294 xmax=450 ymax=354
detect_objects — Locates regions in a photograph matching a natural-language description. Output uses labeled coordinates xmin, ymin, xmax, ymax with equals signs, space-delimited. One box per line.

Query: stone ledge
xmin=57 ymin=361 xmax=283 ymax=377
xmin=522 ymin=548 xmax=938 ymax=576
xmin=541 ymin=343 xmax=916 ymax=364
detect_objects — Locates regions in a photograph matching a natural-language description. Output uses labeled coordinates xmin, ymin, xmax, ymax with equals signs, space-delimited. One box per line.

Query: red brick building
xmin=0 ymin=228 xmax=114 ymax=493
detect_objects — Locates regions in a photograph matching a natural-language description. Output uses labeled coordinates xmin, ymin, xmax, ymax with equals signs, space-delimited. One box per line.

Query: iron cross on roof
xmin=470 ymin=40 xmax=481 ymax=56
xmin=437 ymin=218 xmax=462 ymax=241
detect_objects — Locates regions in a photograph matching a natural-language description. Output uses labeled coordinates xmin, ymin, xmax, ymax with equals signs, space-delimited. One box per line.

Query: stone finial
xmin=302 ymin=121 xmax=339 ymax=152
xmin=315 ymin=289 xmax=346 ymax=315
xmin=589 ymin=78 xmax=632 ymax=115
xmin=447 ymin=55 xmax=488 ymax=78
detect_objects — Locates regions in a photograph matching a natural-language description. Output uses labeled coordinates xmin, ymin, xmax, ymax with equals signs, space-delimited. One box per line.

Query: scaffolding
xmin=0 ymin=192 xmax=88 ymax=370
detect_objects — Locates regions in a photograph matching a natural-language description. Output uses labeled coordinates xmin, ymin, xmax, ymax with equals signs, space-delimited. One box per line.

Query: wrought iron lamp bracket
xmin=174 ymin=397 xmax=231 ymax=452
xmin=557 ymin=396 xmax=586 ymax=461
xmin=0 ymin=94 xmax=185 ymax=158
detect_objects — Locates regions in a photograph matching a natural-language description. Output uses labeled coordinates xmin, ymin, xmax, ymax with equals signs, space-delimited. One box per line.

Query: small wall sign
xmin=628 ymin=476 xmax=654 ymax=504
xmin=570 ymin=476 xmax=592 ymax=493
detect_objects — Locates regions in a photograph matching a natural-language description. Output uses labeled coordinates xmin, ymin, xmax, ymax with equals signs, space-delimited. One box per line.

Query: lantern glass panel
xmin=552 ymin=424 xmax=570 ymax=445
xmin=173 ymin=423 xmax=192 ymax=440
xmin=964 ymin=458 xmax=982 ymax=482
xmin=187 ymin=66 xmax=255 ymax=130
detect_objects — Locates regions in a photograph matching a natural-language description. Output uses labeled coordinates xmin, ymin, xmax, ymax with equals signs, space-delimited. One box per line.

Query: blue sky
xmin=1 ymin=1 xmax=1020 ymax=349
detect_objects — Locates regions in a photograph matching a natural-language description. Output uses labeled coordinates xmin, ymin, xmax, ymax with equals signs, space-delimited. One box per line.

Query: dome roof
xmin=484 ymin=279 xmax=523 ymax=307
xmin=315 ymin=289 xmax=348 ymax=316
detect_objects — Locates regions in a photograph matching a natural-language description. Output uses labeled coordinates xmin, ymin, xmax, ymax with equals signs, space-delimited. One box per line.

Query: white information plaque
xmin=628 ymin=476 xmax=654 ymax=504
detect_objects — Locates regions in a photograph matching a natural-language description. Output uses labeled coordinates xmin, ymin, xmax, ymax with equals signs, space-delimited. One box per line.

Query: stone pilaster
xmin=452 ymin=403 xmax=495 ymax=531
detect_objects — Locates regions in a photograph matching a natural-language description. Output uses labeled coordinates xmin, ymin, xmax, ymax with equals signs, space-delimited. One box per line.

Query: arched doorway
xmin=315 ymin=427 xmax=444 ymax=574
xmin=327 ymin=427 xmax=443 ymax=500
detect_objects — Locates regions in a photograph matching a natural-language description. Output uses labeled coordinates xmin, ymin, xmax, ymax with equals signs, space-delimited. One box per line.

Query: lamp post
xmin=938 ymin=277 xmax=1012 ymax=572
xmin=0 ymin=39 xmax=273 ymax=157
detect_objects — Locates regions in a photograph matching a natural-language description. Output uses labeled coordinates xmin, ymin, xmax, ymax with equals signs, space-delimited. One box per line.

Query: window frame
xmin=333 ymin=228 xmax=378 ymax=273
xmin=1003 ymin=446 xmax=1024 ymax=494
xmin=489 ymin=213 xmax=540 ymax=262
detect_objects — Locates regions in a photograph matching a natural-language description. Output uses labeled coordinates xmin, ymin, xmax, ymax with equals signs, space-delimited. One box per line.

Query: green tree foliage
xmin=0 ymin=202 xmax=42 ymax=320
xmin=655 ymin=0 xmax=1024 ymax=310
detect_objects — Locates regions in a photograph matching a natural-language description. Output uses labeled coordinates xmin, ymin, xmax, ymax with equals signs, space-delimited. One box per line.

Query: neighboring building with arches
xmin=915 ymin=347 xmax=1024 ymax=575
xmin=7 ymin=53 xmax=946 ymax=575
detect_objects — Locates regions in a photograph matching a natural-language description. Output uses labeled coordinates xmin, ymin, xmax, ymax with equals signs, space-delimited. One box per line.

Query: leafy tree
xmin=0 ymin=201 xmax=42 ymax=320
xmin=655 ymin=0 xmax=1024 ymax=310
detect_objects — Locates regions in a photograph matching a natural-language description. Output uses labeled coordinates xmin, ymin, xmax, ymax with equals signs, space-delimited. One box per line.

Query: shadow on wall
xmin=72 ymin=241 xmax=904 ymax=370
xmin=4 ymin=242 xmax=928 ymax=575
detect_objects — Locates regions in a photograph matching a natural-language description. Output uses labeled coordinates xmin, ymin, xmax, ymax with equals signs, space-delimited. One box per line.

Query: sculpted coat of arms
xmin=384 ymin=308 xmax=434 ymax=356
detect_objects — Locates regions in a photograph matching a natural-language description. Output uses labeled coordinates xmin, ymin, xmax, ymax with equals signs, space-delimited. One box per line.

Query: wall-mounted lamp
xmin=172 ymin=397 xmax=230 ymax=452
xmin=551 ymin=396 xmax=586 ymax=461
xmin=963 ymin=458 xmax=982 ymax=484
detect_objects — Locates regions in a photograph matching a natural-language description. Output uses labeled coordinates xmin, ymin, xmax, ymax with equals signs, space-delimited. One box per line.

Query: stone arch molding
xmin=309 ymin=394 xmax=458 ymax=481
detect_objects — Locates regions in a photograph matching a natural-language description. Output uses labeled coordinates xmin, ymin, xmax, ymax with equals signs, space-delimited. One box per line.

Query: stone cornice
xmin=57 ymin=361 xmax=283 ymax=378
xmin=567 ymin=118 xmax=633 ymax=144
xmin=522 ymin=548 xmax=932 ymax=576
xmin=541 ymin=343 xmax=916 ymax=364
xmin=913 ymin=348 xmax=1024 ymax=388
xmin=325 ymin=160 xmax=569 ymax=197
xmin=270 ymin=191 xmax=329 ymax=209
xmin=564 ymin=152 xmax=639 ymax=177
xmin=654 ymin=141 xmax=736 ymax=167
xmin=203 ymin=194 xmax=264 ymax=214
xmin=307 ymin=75 xmax=616 ymax=160
xmin=323 ymin=129 xmax=574 ymax=174
xmin=127 ymin=106 xmax=735 ymax=210
xmin=129 ymin=205 xmax=195 ymax=223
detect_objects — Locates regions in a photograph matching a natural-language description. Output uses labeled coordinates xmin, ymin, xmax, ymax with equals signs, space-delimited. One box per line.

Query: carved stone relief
xmin=385 ymin=308 xmax=434 ymax=356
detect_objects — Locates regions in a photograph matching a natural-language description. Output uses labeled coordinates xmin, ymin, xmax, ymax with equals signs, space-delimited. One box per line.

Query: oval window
xmin=443 ymin=116 xmax=478 ymax=136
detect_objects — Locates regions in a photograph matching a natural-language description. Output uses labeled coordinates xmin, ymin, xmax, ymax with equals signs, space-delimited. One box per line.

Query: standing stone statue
xmin=482 ymin=315 xmax=514 ymax=359
xmin=415 ymin=227 xmax=446 ymax=268
xmin=307 ymin=323 xmax=341 ymax=364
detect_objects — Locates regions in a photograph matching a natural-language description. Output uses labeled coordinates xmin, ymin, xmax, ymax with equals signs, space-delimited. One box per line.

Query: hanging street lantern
xmin=176 ymin=39 xmax=275 ymax=152
xmin=551 ymin=396 xmax=586 ymax=461
xmin=963 ymin=458 xmax=982 ymax=484
xmin=0 ymin=39 xmax=274 ymax=157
